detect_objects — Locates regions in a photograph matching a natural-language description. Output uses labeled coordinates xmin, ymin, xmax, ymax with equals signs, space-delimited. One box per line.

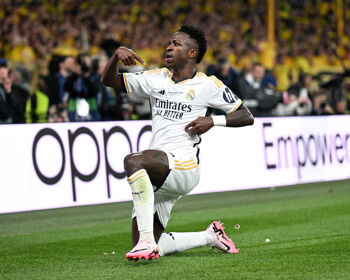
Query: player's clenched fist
xmin=185 ymin=116 xmax=214 ymax=138
xmin=115 ymin=47 xmax=145 ymax=66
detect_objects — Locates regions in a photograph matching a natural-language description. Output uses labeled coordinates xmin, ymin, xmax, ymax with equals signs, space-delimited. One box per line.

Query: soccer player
xmin=101 ymin=24 xmax=254 ymax=260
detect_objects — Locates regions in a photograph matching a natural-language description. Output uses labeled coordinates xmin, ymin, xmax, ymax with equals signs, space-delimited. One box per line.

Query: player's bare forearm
xmin=100 ymin=52 xmax=123 ymax=91
xmin=225 ymin=104 xmax=254 ymax=127
xmin=100 ymin=47 xmax=145 ymax=92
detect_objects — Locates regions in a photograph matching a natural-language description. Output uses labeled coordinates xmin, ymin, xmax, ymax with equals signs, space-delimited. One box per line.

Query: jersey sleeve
xmin=206 ymin=75 xmax=242 ymax=114
xmin=122 ymin=71 xmax=153 ymax=98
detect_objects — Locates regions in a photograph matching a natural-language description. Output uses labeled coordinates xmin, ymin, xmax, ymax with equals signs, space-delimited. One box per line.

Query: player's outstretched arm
xmin=185 ymin=105 xmax=254 ymax=138
xmin=100 ymin=47 xmax=145 ymax=91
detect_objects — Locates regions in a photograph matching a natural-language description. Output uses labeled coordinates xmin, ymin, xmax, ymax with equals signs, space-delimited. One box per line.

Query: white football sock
xmin=158 ymin=231 xmax=214 ymax=256
xmin=127 ymin=169 xmax=155 ymax=243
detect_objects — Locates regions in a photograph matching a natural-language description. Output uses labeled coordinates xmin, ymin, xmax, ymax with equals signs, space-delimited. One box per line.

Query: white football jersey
xmin=123 ymin=68 xmax=242 ymax=159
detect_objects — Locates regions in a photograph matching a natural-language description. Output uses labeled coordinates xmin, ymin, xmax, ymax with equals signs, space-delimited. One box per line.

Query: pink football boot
xmin=126 ymin=239 xmax=159 ymax=261
xmin=206 ymin=221 xmax=240 ymax=253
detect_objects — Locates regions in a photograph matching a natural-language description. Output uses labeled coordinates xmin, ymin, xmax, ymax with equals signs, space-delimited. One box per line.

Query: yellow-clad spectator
xmin=53 ymin=37 xmax=79 ymax=58
xmin=257 ymin=40 xmax=276 ymax=70
xmin=311 ymin=49 xmax=328 ymax=75
xmin=293 ymin=50 xmax=312 ymax=75
xmin=274 ymin=54 xmax=291 ymax=92
xmin=8 ymin=39 xmax=36 ymax=67
xmin=236 ymin=47 xmax=258 ymax=72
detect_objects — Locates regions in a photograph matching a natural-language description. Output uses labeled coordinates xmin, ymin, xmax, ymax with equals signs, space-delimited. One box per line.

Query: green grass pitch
xmin=1 ymin=179 xmax=350 ymax=280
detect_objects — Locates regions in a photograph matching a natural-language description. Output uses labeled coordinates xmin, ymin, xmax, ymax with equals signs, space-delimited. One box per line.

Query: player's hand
xmin=185 ymin=116 xmax=214 ymax=138
xmin=115 ymin=47 xmax=145 ymax=66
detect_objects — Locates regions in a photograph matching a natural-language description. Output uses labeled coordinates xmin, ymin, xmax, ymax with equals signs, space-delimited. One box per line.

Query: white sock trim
xmin=127 ymin=169 xmax=147 ymax=183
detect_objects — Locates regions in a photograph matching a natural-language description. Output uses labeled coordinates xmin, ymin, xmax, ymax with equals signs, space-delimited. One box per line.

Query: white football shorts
xmin=154 ymin=151 xmax=200 ymax=228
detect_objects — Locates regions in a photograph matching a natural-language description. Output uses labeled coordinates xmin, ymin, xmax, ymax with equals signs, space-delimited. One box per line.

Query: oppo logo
xmin=32 ymin=125 xmax=151 ymax=201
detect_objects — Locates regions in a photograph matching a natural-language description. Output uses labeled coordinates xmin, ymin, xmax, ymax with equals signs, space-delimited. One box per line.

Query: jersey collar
xmin=170 ymin=70 xmax=198 ymax=84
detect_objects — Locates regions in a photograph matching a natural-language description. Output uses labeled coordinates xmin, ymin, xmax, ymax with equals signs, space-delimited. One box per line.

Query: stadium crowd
xmin=1 ymin=0 xmax=350 ymax=123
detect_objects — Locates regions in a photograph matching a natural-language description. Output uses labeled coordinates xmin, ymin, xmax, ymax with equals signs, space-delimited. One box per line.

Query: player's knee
xmin=124 ymin=153 xmax=144 ymax=175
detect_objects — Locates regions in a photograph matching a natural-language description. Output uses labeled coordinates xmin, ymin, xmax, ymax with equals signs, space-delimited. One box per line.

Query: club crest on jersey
xmin=186 ymin=90 xmax=196 ymax=101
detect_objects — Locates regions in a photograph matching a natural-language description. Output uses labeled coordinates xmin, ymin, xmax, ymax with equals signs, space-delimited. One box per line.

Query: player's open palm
xmin=115 ymin=47 xmax=145 ymax=66
xmin=185 ymin=117 xmax=214 ymax=138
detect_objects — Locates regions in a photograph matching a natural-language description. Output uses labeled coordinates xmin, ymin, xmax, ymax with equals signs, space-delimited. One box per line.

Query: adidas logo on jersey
xmin=158 ymin=90 xmax=165 ymax=95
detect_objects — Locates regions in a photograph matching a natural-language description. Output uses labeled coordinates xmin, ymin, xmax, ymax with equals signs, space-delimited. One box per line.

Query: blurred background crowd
xmin=1 ymin=0 xmax=350 ymax=124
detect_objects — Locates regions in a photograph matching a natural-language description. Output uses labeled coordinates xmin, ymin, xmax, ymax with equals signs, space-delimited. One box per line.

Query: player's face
xmin=165 ymin=32 xmax=194 ymax=69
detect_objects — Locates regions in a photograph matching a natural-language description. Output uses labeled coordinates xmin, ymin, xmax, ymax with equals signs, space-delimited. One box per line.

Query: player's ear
xmin=188 ymin=49 xmax=198 ymax=60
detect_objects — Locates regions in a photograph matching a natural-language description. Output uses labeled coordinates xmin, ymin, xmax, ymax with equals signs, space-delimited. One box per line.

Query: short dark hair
xmin=178 ymin=24 xmax=207 ymax=63
xmin=0 ymin=58 xmax=7 ymax=67
xmin=252 ymin=62 xmax=264 ymax=69
xmin=58 ymin=55 xmax=68 ymax=65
